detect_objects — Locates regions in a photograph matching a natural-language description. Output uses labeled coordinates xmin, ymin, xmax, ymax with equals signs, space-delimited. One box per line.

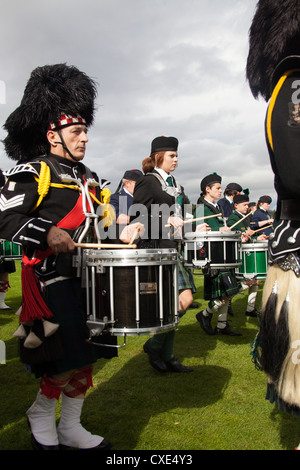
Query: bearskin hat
xmin=246 ymin=0 xmax=300 ymax=101
xmin=2 ymin=63 xmax=97 ymax=162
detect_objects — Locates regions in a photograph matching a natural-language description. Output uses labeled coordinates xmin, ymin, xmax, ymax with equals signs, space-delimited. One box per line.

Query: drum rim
xmin=184 ymin=231 xmax=242 ymax=241
xmin=82 ymin=247 xmax=178 ymax=263
xmin=240 ymin=242 xmax=268 ymax=250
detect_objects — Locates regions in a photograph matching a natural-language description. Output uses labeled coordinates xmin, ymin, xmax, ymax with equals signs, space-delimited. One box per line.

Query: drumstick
xmin=251 ymin=224 xmax=273 ymax=234
xmin=129 ymin=226 xmax=140 ymax=245
xmin=228 ymin=211 xmax=252 ymax=230
xmin=74 ymin=242 xmax=137 ymax=249
xmin=164 ymin=212 xmax=222 ymax=228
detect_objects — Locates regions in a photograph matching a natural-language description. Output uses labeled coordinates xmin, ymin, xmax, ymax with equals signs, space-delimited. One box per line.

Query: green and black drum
xmin=236 ymin=241 xmax=269 ymax=280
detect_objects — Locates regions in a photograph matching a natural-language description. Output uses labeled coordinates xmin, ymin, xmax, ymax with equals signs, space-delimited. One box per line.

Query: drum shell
xmin=236 ymin=242 xmax=269 ymax=280
xmin=183 ymin=231 xmax=242 ymax=269
xmin=0 ymin=240 xmax=22 ymax=259
xmin=82 ymin=248 xmax=179 ymax=336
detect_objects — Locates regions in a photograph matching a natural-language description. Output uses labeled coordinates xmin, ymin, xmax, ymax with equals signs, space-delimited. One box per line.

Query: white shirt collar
xmin=155 ymin=167 xmax=170 ymax=181
xmin=123 ymin=187 xmax=133 ymax=197
xmin=204 ymin=197 xmax=218 ymax=208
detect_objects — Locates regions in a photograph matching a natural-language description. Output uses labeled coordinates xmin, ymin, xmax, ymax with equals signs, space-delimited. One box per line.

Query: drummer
xmin=110 ymin=169 xmax=143 ymax=225
xmin=227 ymin=193 xmax=267 ymax=317
xmin=250 ymin=195 xmax=274 ymax=236
xmin=194 ymin=173 xmax=242 ymax=336
xmin=121 ymin=135 xmax=208 ymax=373
xmin=217 ymin=182 xmax=243 ymax=219
xmin=0 ymin=169 xmax=15 ymax=310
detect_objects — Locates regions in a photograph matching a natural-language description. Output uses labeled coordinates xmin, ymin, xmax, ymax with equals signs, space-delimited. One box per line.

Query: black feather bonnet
xmin=246 ymin=0 xmax=300 ymax=101
xmin=2 ymin=63 xmax=97 ymax=162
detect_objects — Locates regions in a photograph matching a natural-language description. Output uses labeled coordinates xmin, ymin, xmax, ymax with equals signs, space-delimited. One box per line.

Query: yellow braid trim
xmin=30 ymin=162 xmax=51 ymax=212
xmin=30 ymin=162 xmax=81 ymax=213
xmin=89 ymin=188 xmax=115 ymax=227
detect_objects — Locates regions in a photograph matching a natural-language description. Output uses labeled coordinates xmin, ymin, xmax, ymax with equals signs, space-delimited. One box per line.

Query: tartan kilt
xmin=204 ymin=269 xmax=240 ymax=300
xmin=178 ymin=257 xmax=196 ymax=293
xmin=29 ymin=277 xmax=118 ymax=378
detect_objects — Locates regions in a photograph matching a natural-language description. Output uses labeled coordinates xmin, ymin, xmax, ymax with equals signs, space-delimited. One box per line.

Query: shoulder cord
xmin=29 ymin=161 xmax=112 ymax=213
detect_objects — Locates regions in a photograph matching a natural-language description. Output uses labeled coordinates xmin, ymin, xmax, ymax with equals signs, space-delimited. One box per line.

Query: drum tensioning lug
xmin=72 ymin=254 xmax=81 ymax=268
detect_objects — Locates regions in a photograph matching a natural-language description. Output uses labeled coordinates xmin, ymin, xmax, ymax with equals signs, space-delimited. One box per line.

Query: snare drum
xmin=235 ymin=241 xmax=269 ymax=280
xmin=183 ymin=231 xmax=242 ymax=269
xmin=81 ymin=248 xmax=179 ymax=337
xmin=0 ymin=240 xmax=22 ymax=260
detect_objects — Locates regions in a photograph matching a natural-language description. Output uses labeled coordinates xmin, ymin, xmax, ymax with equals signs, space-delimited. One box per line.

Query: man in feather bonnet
xmin=0 ymin=63 xmax=114 ymax=450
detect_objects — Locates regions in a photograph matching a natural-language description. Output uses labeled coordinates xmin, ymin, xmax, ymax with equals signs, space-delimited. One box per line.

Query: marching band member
xmin=250 ymin=195 xmax=274 ymax=236
xmin=227 ymin=193 xmax=267 ymax=318
xmin=0 ymin=64 xmax=115 ymax=450
xmin=247 ymin=0 xmax=300 ymax=449
xmin=217 ymin=182 xmax=243 ymax=219
xmin=0 ymin=169 xmax=15 ymax=310
xmin=194 ymin=173 xmax=242 ymax=336
xmin=121 ymin=136 xmax=208 ymax=373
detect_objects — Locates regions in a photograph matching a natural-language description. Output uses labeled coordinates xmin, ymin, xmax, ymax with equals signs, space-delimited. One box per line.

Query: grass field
xmin=0 ymin=262 xmax=300 ymax=451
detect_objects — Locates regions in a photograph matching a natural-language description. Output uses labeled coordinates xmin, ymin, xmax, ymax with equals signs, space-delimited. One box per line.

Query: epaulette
xmin=3 ymin=163 xmax=40 ymax=178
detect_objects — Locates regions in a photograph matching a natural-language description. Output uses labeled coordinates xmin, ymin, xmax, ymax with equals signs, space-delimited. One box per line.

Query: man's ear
xmin=46 ymin=130 xmax=60 ymax=146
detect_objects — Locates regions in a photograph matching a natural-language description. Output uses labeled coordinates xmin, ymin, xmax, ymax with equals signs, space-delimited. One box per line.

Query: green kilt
xmin=178 ymin=257 xmax=196 ymax=293
xmin=204 ymin=269 xmax=240 ymax=300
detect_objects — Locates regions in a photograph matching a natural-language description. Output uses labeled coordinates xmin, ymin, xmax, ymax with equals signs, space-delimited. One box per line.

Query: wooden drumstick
xmin=228 ymin=211 xmax=252 ymax=230
xmin=164 ymin=212 xmax=222 ymax=228
xmin=129 ymin=226 xmax=141 ymax=245
xmin=74 ymin=242 xmax=137 ymax=249
xmin=251 ymin=224 xmax=273 ymax=234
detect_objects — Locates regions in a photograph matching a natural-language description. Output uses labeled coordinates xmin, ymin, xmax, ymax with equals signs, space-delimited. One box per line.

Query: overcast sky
xmin=0 ymin=0 xmax=275 ymax=206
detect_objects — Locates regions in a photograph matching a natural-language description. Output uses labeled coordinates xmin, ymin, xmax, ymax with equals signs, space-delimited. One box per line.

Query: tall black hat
xmin=3 ymin=63 xmax=97 ymax=162
xmin=246 ymin=0 xmax=300 ymax=101
xmin=151 ymin=136 xmax=178 ymax=153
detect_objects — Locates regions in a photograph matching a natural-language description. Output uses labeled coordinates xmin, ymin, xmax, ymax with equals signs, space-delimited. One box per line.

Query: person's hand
xmin=241 ymin=234 xmax=249 ymax=243
xmin=119 ymin=222 xmax=145 ymax=244
xmin=47 ymin=226 xmax=75 ymax=255
xmin=167 ymin=216 xmax=184 ymax=229
xmin=196 ymin=223 xmax=211 ymax=232
xmin=220 ymin=226 xmax=231 ymax=232
xmin=257 ymin=234 xmax=268 ymax=240
xmin=245 ymin=229 xmax=255 ymax=236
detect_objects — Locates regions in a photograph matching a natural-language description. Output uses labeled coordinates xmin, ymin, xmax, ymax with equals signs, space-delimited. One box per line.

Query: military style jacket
xmin=0 ymin=153 xmax=106 ymax=282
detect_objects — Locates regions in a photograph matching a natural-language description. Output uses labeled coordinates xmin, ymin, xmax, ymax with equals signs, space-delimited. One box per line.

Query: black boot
xmin=143 ymin=339 xmax=168 ymax=372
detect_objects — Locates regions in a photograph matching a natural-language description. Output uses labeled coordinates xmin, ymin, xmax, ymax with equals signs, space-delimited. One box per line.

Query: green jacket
xmin=227 ymin=210 xmax=250 ymax=232
xmin=194 ymin=196 xmax=225 ymax=231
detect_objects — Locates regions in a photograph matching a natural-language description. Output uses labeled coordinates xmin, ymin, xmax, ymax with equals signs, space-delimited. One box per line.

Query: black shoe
xmin=215 ymin=323 xmax=242 ymax=336
xmin=27 ymin=417 xmax=60 ymax=450
xmin=245 ymin=308 xmax=259 ymax=317
xmin=31 ymin=433 xmax=60 ymax=450
xmin=59 ymin=438 xmax=111 ymax=450
xmin=196 ymin=311 xmax=215 ymax=335
xmin=143 ymin=340 xmax=168 ymax=372
xmin=165 ymin=357 xmax=193 ymax=373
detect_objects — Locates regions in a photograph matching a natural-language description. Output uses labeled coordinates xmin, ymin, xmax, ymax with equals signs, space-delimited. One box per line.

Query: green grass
xmin=1 ymin=262 xmax=300 ymax=450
